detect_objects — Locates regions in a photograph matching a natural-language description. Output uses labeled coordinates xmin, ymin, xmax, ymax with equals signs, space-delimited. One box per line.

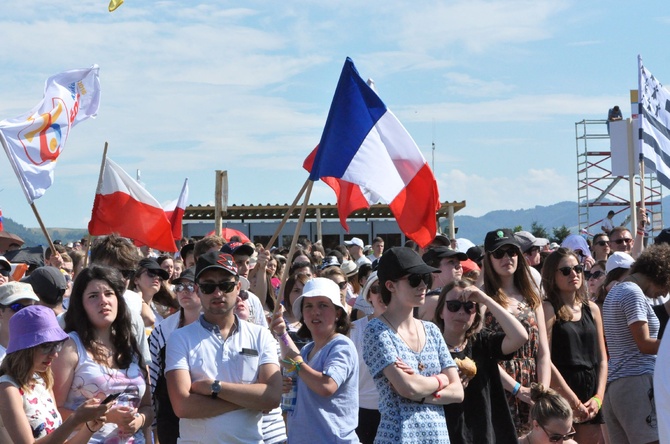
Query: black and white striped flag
xmin=639 ymin=55 xmax=670 ymax=188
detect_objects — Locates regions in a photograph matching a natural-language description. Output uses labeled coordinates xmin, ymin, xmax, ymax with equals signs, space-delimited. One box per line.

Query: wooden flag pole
xmin=29 ymin=202 xmax=57 ymax=260
xmin=265 ymin=178 xmax=310 ymax=250
xmin=274 ymin=179 xmax=313 ymax=310
xmin=83 ymin=142 xmax=110 ymax=268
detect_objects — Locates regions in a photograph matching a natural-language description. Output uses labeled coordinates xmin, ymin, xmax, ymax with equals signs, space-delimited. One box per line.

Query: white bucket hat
xmin=293 ymin=277 xmax=346 ymax=320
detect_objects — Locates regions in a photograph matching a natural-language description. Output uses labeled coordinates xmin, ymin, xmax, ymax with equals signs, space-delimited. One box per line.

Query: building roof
xmin=184 ymin=201 xmax=466 ymax=221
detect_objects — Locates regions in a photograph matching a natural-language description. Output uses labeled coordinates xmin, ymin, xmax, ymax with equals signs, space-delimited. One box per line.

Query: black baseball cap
xmin=195 ymin=251 xmax=238 ymax=280
xmin=172 ymin=267 xmax=195 ymax=284
xmin=21 ymin=266 xmax=67 ymax=305
xmin=484 ymin=228 xmax=521 ymax=253
xmin=138 ymin=258 xmax=170 ymax=280
xmin=422 ymin=247 xmax=467 ymax=264
xmin=221 ymin=242 xmax=254 ymax=257
xmin=377 ymin=247 xmax=440 ymax=285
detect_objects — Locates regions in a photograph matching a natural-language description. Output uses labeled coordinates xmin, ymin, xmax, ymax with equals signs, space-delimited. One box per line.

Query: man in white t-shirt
xmin=166 ymin=251 xmax=281 ymax=443
xmin=345 ymin=237 xmax=371 ymax=267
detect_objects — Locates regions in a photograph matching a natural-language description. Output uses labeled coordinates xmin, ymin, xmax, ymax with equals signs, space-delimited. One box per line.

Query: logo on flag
xmin=0 ymin=66 xmax=101 ymax=203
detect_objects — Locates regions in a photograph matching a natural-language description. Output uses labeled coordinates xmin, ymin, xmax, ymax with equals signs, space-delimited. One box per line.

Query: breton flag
xmin=308 ymin=58 xmax=440 ymax=248
xmin=164 ymin=178 xmax=189 ymax=241
xmin=88 ymin=158 xmax=177 ymax=252
xmin=0 ymin=66 xmax=101 ymax=203
xmin=638 ymin=56 xmax=670 ymax=188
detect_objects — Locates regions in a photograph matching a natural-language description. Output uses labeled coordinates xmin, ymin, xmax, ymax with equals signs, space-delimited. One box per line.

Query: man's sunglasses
xmin=557 ymin=265 xmax=583 ymax=276
xmin=198 ymin=281 xmax=237 ymax=295
xmin=540 ymin=424 xmax=576 ymax=442
xmin=174 ymin=283 xmax=195 ymax=293
xmin=490 ymin=248 xmax=519 ymax=259
xmin=446 ymin=300 xmax=477 ymax=314
xmin=611 ymin=238 xmax=633 ymax=245
xmin=398 ymin=273 xmax=431 ymax=288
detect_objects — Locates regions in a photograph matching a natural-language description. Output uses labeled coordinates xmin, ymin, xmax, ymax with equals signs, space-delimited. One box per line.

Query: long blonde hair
xmin=0 ymin=347 xmax=53 ymax=391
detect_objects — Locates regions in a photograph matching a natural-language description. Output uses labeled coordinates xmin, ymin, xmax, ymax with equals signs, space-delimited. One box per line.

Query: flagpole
xmin=84 ymin=142 xmax=109 ymax=268
xmin=274 ymin=179 xmax=313 ymax=311
xmin=265 ymin=178 xmax=310 ymax=250
xmin=0 ymin=130 xmax=59 ymax=257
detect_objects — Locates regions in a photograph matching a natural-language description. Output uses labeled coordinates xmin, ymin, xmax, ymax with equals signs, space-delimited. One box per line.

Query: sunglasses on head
xmin=585 ymin=270 xmax=605 ymax=280
xmin=198 ymin=280 xmax=237 ymax=295
xmin=612 ymin=237 xmax=633 ymax=245
xmin=595 ymin=240 xmax=609 ymax=247
xmin=490 ymin=248 xmax=518 ymax=259
xmin=38 ymin=340 xmax=65 ymax=355
xmin=557 ymin=265 xmax=583 ymax=276
xmin=446 ymin=300 xmax=477 ymax=314
xmin=399 ymin=273 xmax=431 ymax=288
xmin=540 ymin=424 xmax=576 ymax=442
xmin=174 ymin=283 xmax=195 ymax=293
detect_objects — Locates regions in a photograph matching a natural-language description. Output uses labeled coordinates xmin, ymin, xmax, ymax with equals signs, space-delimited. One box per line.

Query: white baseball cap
xmin=605 ymin=252 xmax=635 ymax=274
xmin=344 ymin=237 xmax=364 ymax=248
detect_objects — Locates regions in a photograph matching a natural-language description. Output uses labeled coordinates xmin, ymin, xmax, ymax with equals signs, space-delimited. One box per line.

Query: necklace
xmin=447 ymin=338 xmax=467 ymax=353
xmin=381 ymin=314 xmax=425 ymax=371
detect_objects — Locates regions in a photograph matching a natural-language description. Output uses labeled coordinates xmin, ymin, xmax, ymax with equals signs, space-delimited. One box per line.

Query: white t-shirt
xmin=655 ymin=330 xmax=670 ymax=442
xmin=166 ymin=315 xmax=279 ymax=443
xmin=601 ymin=218 xmax=614 ymax=233
xmin=0 ymin=344 xmax=6 ymax=365
xmin=246 ymin=290 xmax=268 ymax=328
xmin=124 ymin=289 xmax=152 ymax=364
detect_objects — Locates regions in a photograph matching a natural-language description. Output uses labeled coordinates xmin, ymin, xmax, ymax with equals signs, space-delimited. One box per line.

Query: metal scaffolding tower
xmin=576 ymin=119 xmax=663 ymax=237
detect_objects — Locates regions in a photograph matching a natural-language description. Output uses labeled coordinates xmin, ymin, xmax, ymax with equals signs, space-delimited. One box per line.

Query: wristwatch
xmin=211 ymin=380 xmax=221 ymax=399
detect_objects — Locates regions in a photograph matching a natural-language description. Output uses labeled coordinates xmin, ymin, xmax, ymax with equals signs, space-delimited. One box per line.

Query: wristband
xmin=86 ymin=422 xmax=95 ymax=433
xmin=637 ymin=230 xmax=645 ymax=236
xmin=512 ymin=382 xmax=521 ymax=396
xmin=279 ymin=332 xmax=290 ymax=346
xmin=433 ymin=375 xmax=445 ymax=392
xmin=591 ymin=395 xmax=602 ymax=409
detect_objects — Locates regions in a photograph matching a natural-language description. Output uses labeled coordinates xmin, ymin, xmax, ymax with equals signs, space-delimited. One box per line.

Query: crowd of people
xmin=0 ymin=218 xmax=666 ymax=443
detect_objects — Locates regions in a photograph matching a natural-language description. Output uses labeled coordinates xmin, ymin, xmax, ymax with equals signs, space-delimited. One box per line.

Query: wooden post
xmin=214 ymin=170 xmax=228 ymax=237
xmin=275 ymin=180 xmax=314 ymax=308
xmin=265 ymin=178 xmax=310 ymax=250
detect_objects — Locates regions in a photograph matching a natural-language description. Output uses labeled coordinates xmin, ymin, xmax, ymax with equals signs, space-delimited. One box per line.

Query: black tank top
xmin=551 ymin=302 xmax=599 ymax=369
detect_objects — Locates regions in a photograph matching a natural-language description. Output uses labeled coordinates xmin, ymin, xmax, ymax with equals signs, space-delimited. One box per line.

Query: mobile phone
xmin=101 ymin=392 xmax=122 ymax=404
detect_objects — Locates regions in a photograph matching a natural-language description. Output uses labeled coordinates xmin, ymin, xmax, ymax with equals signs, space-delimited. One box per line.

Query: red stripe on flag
xmin=389 ymin=163 xmax=440 ymax=248
xmin=88 ymin=192 xmax=177 ymax=252
xmin=303 ymin=146 xmax=369 ymax=231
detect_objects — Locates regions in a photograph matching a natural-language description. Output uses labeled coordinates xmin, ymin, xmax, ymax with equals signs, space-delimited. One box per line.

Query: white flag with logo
xmin=638 ymin=56 xmax=670 ymax=188
xmin=0 ymin=65 xmax=101 ymax=202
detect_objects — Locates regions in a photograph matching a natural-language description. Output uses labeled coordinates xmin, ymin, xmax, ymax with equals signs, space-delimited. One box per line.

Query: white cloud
xmin=438 ymin=168 xmax=574 ymax=216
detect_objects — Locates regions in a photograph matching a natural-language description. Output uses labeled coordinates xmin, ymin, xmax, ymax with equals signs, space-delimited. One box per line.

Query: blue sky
xmin=0 ymin=0 xmax=668 ymax=229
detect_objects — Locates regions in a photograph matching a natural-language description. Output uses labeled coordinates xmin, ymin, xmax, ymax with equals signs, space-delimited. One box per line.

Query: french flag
xmin=88 ymin=158 xmax=177 ymax=252
xmin=164 ymin=178 xmax=189 ymax=240
xmin=308 ymin=58 xmax=440 ymax=248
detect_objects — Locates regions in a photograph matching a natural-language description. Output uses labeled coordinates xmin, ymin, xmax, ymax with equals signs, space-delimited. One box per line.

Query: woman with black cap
xmin=482 ymin=228 xmax=551 ymax=436
xmin=363 ymin=247 xmax=463 ymax=443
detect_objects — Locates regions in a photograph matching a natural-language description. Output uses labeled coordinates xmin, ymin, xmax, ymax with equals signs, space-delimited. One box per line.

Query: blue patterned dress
xmin=363 ymin=318 xmax=455 ymax=443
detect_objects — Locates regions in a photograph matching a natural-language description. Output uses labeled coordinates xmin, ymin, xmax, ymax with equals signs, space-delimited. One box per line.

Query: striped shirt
xmin=603 ymin=281 xmax=659 ymax=382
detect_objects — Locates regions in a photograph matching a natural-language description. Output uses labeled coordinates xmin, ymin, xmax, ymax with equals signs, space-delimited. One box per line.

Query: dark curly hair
xmin=631 ymin=243 xmax=670 ymax=291
xmin=64 ymin=265 xmax=143 ymax=369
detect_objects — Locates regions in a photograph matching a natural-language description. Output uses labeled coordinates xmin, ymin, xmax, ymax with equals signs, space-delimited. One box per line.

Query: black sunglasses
xmin=490 ymin=248 xmax=519 ymax=259
xmin=611 ymin=238 xmax=633 ymax=245
xmin=557 ymin=265 xmax=583 ymax=276
xmin=335 ymin=281 xmax=348 ymax=290
xmin=399 ymin=273 xmax=431 ymax=288
xmin=174 ymin=283 xmax=195 ymax=293
xmin=198 ymin=280 xmax=237 ymax=295
xmin=446 ymin=300 xmax=477 ymax=314
xmin=541 ymin=424 xmax=576 ymax=442
xmin=0 ymin=270 xmax=10 ymax=277
xmin=120 ymin=269 xmax=135 ymax=280
xmin=585 ymin=270 xmax=605 ymax=280
xmin=594 ymin=240 xmax=608 ymax=247
xmin=145 ymin=270 xmax=164 ymax=280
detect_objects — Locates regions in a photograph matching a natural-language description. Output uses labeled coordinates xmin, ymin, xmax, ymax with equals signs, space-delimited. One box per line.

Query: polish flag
xmin=88 ymin=158 xmax=177 ymax=252
xmin=164 ymin=178 xmax=189 ymax=240
xmin=308 ymin=58 xmax=440 ymax=248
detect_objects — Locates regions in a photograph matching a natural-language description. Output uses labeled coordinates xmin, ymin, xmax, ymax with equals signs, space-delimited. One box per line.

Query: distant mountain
xmin=3 ymin=195 xmax=669 ymax=248
xmin=2 ymin=217 xmax=87 ymax=247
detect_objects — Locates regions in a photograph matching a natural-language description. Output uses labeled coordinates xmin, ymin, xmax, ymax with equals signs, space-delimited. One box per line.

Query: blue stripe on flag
xmin=309 ymin=57 xmax=387 ymax=181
